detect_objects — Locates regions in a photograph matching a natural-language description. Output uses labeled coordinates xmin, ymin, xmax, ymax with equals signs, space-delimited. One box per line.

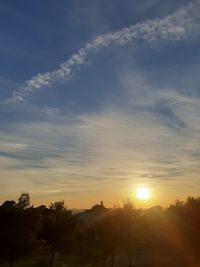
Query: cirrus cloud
xmin=6 ymin=1 xmax=200 ymax=103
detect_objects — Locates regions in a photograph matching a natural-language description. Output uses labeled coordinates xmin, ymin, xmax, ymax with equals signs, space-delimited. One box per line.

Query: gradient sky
xmin=0 ymin=0 xmax=200 ymax=208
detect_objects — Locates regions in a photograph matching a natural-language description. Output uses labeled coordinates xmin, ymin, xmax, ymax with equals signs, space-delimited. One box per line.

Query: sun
xmin=136 ymin=187 xmax=151 ymax=200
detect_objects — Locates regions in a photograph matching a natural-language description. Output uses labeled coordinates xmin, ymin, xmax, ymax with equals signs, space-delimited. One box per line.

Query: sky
xmin=0 ymin=0 xmax=200 ymax=208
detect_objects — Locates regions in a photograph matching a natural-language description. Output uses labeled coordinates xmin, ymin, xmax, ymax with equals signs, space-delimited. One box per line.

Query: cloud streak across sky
xmin=1 ymin=1 xmax=200 ymax=208
xmin=1 ymin=71 xmax=200 ymax=206
xmin=8 ymin=1 xmax=200 ymax=103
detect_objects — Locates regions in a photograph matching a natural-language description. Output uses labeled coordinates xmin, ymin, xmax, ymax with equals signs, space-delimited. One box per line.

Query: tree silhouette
xmin=0 ymin=195 xmax=200 ymax=266
xmin=17 ymin=192 xmax=30 ymax=209
xmin=49 ymin=200 xmax=66 ymax=211
xmin=0 ymin=200 xmax=41 ymax=267
xmin=38 ymin=201 xmax=76 ymax=267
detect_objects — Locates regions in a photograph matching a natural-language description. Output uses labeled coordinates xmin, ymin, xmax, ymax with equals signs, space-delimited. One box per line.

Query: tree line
xmin=0 ymin=193 xmax=200 ymax=267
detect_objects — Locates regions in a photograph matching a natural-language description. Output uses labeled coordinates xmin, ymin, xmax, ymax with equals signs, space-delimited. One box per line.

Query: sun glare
xmin=136 ymin=187 xmax=151 ymax=200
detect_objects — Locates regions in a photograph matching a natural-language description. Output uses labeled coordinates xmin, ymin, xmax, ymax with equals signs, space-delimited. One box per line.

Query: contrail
xmin=7 ymin=1 xmax=200 ymax=103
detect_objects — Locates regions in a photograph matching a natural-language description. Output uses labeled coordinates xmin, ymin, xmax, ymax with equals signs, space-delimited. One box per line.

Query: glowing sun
xmin=136 ymin=187 xmax=151 ymax=200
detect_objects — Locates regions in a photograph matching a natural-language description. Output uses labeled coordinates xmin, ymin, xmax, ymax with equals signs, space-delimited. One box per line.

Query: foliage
xmin=0 ymin=201 xmax=42 ymax=267
xmin=17 ymin=192 xmax=31 ymax=209
xmin=0 ymin=195 xmax=200 ymax=267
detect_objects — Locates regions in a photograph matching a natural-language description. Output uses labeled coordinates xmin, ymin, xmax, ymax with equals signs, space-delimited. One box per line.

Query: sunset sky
xmin=0 ymin=0 xmax=200 ymax=208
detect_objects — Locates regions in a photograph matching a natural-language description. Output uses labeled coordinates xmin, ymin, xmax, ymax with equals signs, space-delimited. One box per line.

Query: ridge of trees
xmin=0 ymin=194 xmax=200 ymax=267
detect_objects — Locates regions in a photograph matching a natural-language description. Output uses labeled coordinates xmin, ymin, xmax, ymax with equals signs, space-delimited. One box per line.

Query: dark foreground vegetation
xmin=0 ymin=194 xmax=200 ymax=267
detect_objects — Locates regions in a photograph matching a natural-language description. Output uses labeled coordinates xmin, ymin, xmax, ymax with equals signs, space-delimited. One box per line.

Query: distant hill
xmin=71 ymin=208 xmax=86 ymax=214
xmin=75 ymin=201 xmax=109 ymax=221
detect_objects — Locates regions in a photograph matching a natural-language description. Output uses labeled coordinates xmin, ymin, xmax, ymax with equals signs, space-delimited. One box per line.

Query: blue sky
xmin=0 ymin=0 xmax=200 ymax=208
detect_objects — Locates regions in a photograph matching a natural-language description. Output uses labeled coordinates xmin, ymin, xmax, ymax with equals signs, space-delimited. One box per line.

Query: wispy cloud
xmin=1 ymin=69 xmax=200 ymax=205
xmin=7 ymin=1 xmax=200 ymax=103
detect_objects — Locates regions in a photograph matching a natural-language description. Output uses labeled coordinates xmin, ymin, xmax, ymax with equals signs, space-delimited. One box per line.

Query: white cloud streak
xmin=7 ymin=1 xmax=200 ymax=103
xmin=1 ymin=68 xmax=200 ymax=206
